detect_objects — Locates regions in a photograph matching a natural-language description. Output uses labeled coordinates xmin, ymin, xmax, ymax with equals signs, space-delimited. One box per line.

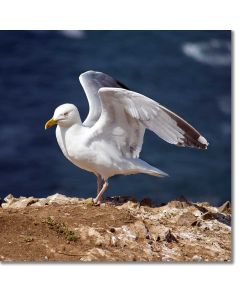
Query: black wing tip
xmin=177 ymin=135 xmax=209 ymax=150
xmin=116 ymin=80 xmax=129 ymax=90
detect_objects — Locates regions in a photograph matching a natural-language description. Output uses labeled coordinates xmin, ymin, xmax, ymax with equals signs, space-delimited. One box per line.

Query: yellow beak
xmin=45 ymin=118 xmax=57 ymax=129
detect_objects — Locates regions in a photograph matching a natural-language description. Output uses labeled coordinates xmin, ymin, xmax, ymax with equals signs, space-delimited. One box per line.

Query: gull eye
xmin=63 ymin=112 xmax=68 ymax=116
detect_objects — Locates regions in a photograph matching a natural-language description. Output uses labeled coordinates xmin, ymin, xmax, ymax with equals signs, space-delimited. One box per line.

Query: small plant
xmin=43 ymin=216 xmax=77 ymax=242
xmin=24 ymin=236 xmax=34 ymax=243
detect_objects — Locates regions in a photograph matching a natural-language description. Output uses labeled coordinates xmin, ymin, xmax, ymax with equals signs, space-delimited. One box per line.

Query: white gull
xmin=45 ymin=70 xmax=208 ymax=205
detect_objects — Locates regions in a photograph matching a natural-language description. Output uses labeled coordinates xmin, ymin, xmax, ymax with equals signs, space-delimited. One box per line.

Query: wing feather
xmin=97 ymin=87 xmax=209 ymax=151
xmin=79 ymin=70 xmax=129 ymax=127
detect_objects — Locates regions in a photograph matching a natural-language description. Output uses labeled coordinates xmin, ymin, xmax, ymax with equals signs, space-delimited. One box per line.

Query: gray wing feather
xmin=98 ymin=88 xmax=209 ymax=151
xmin=79 ymin=70 xmax=128 ymax=127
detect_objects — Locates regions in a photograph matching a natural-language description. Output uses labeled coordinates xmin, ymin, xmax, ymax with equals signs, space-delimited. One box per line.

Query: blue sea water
xmin=0 ymin=30 xmax=231 ymax=206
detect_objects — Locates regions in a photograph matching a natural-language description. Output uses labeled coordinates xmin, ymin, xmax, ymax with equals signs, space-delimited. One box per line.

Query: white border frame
xmin=0 ymin=1 xmax=238 ymax=299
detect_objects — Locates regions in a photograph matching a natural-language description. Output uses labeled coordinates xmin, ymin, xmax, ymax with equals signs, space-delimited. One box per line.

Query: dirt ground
xmin=0 ymin=195 xmax=232 ymax=262
xmin=0 ymin=203 xmax=134 ymax=261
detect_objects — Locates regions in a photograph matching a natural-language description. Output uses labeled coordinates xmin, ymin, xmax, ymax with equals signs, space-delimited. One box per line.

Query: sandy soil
xmin=0 ymin=194 xmax=231 ymax=262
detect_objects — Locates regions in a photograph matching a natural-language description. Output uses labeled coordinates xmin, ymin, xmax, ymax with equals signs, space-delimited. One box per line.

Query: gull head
xmin=45 ymin=103 xmax=81 ymax=129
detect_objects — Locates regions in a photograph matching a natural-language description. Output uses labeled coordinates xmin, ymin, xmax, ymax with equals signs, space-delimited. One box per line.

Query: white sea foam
xmin=60 ymin=30 xmax=86 ymax=39
xmin=182 ymin=39 xmax=231 ymax=66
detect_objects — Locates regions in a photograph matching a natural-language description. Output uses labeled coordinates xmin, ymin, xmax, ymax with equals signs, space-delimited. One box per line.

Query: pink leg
xmin=97 ymin=174 xmax=104 ymax=195
xmin=94 ymin=181 xmax=109 ymax=206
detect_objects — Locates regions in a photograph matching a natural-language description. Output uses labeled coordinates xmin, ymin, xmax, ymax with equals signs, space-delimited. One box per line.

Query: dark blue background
xmin=0 ymin=30 xmax=231 ymax=205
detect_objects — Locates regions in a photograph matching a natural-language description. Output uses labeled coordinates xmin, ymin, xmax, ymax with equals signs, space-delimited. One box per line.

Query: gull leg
xmin=97 ymin=174 xmax=104 ymax=195
xmin=94 ymin=181 xmax=109 ymax=206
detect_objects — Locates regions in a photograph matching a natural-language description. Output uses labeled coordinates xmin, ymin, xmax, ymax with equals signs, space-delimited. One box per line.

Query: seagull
xmin=45 ymin=70 xmax=209 ymax=205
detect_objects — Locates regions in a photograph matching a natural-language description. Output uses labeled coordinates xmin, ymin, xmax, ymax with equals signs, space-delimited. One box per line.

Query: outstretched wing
xmin=79 ymin=70 xmax=129 ymax=127
xmin=93 ymin=87 xmax=208 ymax=159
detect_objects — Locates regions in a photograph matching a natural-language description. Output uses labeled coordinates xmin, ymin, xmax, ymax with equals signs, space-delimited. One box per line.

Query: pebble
xmin=192 ymin=255 xmax=203 ymax=262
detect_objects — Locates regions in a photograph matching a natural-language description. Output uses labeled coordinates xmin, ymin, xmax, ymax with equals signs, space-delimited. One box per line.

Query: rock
xmin=193 ymin=204 xmax=208 ymax=214
xmin=31 ymin=198 xmax=50 ymax=207
xmin=165 ymin=230 xmax=178 ymax=243
xmin=109 ymin=225 xmax=138 ymax=249
xmin=3 ymin=197 xmax=38 ymax=209
xmin=87 ymin=227 xmax=108 ymax=246
xmin=1 ymin=203 xmax=9 ymax=209
xmin=47 ymin=193 xmax=79 ymax=205
xmin=80 ymin=248 xmax=113 ymax=261
xmin=75 ymin=225 xmax=110 ymax=247
xmin=117 ymin=200 xmax=140 ymax=210
xmin=201 ymin=211 xmax=231 ymax=226
xmin=201 ymin=212 xmax=215 ymax=220
xmin=191 ymin=220 xmax=202 ymax=227
xmin=106 ymin=195 xmax=138 ymax=206
xmin=145 ymin=222 xmax=169 ymax=241
xmin=218 ymin=201 xmax=231 ymax=214
xmin=167 ymin=195 xmax=191 ymax=209
xmin=140 ymin=198 xmax=152 ymax=207
xmin=119 ymin=225 xmax=137 ymax=241
xmin=129 ymin=220 xmax=148 ymax=239
xmin=2 ymin=194 xmax=18 ymax=208
xmin=176 ymin=212 xmax=197 ymax=226
xmin=47 ymin=193 xmax=66 ymax=201
xmin=192 ymin=255 xmax=203 ymax=262
xmin=4 ymin=194 xmax=16 ymax=203
xmin=110 ymin=235 xmax=118 ymax=246
xmin=215 ymin=214 xmax=231 ymax=226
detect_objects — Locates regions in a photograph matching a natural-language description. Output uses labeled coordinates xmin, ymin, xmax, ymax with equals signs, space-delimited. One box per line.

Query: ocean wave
xmin=221 ymin=123 xmax=231 ymax=136
xmin=182 ymin=39 xmax=231 ymax=66
xmin=217 ymin=95 xmax=231 ymax=115
xmin=59 ymin=30 xmax=86 ymax=39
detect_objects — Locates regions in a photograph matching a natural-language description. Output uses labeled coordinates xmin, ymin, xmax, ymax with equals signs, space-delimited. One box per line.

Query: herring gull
xmin=45 ymin=70 xmax=209 ymax=205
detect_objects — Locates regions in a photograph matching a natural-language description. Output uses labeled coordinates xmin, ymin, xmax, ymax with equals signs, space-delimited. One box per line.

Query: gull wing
xmin=94 ymin=87 xmax=208 ymax=159
xmin=79 ymin=70 xmax=128 ymax=127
